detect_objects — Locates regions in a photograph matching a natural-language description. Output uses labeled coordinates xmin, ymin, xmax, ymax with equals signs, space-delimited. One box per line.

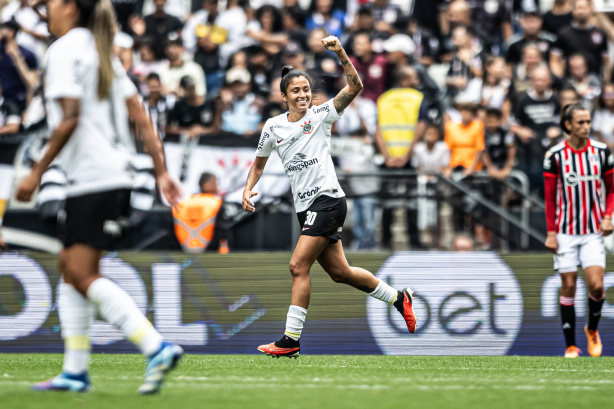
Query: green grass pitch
xmin=1 ymin=354 xmax=613 ymax=409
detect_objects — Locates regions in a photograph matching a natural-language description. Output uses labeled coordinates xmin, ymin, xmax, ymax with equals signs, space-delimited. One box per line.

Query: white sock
xmin=368 ymin=279 xmax=398 ymax=304
xmin=86 ymin=277 xmax=163 ymax=356
xmin=284 ymin=305 xmax=307 ymax=340
xmin=59 ymin=283 xmax=93 ymax=375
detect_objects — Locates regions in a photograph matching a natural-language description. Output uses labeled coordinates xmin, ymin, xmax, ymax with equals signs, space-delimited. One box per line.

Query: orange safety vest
xmin=172 ymin=193 xmax=223 ymax=253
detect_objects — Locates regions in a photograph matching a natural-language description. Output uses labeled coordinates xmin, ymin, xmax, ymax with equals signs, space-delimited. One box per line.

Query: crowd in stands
xmin=3 ymin=0 xmax=614 ymax=251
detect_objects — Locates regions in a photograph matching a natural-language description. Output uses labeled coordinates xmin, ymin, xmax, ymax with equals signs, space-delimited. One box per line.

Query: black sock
xmin=274 ymin=335 xmax=300 ymax=348
xmin=588 ymin=293 xmax=605 ymax=331
xmin=560 ymin=303 xmax=576 ymax=347
xmin=393 ymin=290 xmax=404 ymax=313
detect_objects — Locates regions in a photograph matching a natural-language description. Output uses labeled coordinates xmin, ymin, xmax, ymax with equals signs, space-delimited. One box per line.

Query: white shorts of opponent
xmin=554 ymin=233 xmax=606 ymax=273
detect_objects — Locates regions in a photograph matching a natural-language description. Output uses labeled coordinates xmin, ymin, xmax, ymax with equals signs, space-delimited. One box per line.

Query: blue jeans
xmin=353 ymin=196 xmax=377 ymax=250
xmin=205 ymin=70 xmax=225 ymax=99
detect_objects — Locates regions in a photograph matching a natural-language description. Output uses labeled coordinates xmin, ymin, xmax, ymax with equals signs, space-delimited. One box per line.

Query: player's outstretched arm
xmin=323 ymin=36 xmax=363 ymax=114
xmin=243 ymin=156 xmax=269 ymax=212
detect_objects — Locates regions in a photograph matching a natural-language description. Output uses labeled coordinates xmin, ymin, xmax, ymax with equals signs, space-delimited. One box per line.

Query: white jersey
xmin=256 ymin=99 xmax=345 ymax=212
xmin=45 ymin=28 xmax=138 ymax=197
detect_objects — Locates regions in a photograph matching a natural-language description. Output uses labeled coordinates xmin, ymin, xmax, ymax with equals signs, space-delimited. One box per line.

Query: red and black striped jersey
xmin=543 ymin=140 xmax=614 ymax=235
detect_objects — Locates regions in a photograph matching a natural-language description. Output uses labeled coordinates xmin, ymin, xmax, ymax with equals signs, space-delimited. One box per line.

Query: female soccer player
xmin=543 ymin=103 xmax=613 ymax=358
xmin=242 ymin=36 xmax=417 ymax=358
xmin=16 ymin=0 xmax=183 ymax=393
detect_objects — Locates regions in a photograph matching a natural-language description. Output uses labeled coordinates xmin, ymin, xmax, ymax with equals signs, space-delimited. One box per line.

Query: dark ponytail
xmin=280 ymin=65 xmax=314 ymax=95
xmin=560 ymin=103 xmax=587 ymax=134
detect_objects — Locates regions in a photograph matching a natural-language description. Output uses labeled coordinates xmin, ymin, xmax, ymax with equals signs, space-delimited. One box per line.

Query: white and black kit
xmin=45 ymin=28 xmax=138 ymax=249
xmin=256 ymin=98 xmax=347 ymax=241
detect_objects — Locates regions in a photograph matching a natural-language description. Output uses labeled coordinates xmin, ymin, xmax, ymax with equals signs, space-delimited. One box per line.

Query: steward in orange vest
xmin=172 ymin=173 xmax=229 ymax=253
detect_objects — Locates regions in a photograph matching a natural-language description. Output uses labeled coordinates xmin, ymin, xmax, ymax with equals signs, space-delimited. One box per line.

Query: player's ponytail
xmin=90 ymin=0 xmax=115 ymax=100
xmin=72 ymin=0 xmax=116 ymax=100
xmin=280 ymin=65 xmax=314 ymax=96
xmin=560 ymin=103 xmax=586 ymax=134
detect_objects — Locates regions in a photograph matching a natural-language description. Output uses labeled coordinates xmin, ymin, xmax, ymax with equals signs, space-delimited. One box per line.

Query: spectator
xmin=407 ymin=18 xmax=440 ymax=67
xmin=260 ymin=77 xmax=285 ymax=126
xmin=246 ymin=5 xmax=284 ymax=56
xmin=111 ymin=0 xmax=144 ymax=35
xmin=281 ymin=5 xmax=309 ymax=51
xmin=411 ymin=123 xmax=450 ymax=248
xmin=565 ymin=53 xmax=601 ymax=110
xmin=411 ymin=0 xmax=448 ymax=38
xmin=510 ymin=65 xmax=561 ymax=190
xmin=0 ymin=82 xmax=20 ymax=137
xmin=199 ymin=172 xmax=228 ymax=254
xmin=335 ymin=90 xmax=379 ymax=250
xmin=144 ymin=73 xmax=172 ymax=141
xmin=445 ymin=102 xmax=484 ymax=177
xmin=504 ymin=10 xmax=556 ymax=66
xmin=440 ymin=0 xmax=489 ymax=60
xmin=510 ymin=43 xmax=543 ymax=102
xmin=133 ymin=39 xmax=167 ymax=94
xmin=383 ymin=33 xmax=441 ymax=113
xmin=166 ymin=75 xmax=218 ymax=139
xmin=158 ymin=33 xmax=207 ymax=98
xmin=219 ymin=67 xmax=263 ymax=137
xmin=216 ymin=0 xmax=249 ymax=67
xmin=349 ymin=31 xmax=388 ymax=103
xmin=130 ymin=0 xmax=183 ymax=60
xmin=0 ymin=19 xmax=37 ymax=114
xmin=559 ymin=86 xmax=581 ymax=109
xmin=550 ymin=0 xmax=610 ymax=83
xmin=444 ymin=25 xmax=484 ymax=106
xmin=113 ymin=31 xmax=140 ymax=91
xmin=303 ymin=30 xmax=339 ymax=96
xmin=183 ymin=0 xmax=226 ymax=97
xmin=542 ymin=0 xmax=573 ymax=36
xmin=483 ymin=108 xmax=516 ymax=182
xmin=444 ymin=102 xmax=484 ymax=234
xmin=1 ymin=0 xmax=48 ymax=58
xmin=367 ymin=0 xmax=403 ymax=34
xmin=593 ymin=83 xmax=614 ymax=151
xmin=479 ymin=56 xmax=511 ymax=115
xmin=246 ymin=45 xmax=273 ymax=99
xmin=376 ymin=66 xmax=428 ymax=250
xmin=344 ymin=6 xmax=390 ymax=56
xmin=412 ymin=123 xmax=450 ymax=176
xmin=467 ymin=0 xmax=513 ymax=55
xmin=306 ymin=0 xmax=345 ymax=38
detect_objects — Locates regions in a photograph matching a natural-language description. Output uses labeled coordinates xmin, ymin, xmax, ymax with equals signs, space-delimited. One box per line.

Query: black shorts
xmin=64 ymin=189 xmax=131 ymax=250
xmin=297 ymin=195 xmax=347 ymax=243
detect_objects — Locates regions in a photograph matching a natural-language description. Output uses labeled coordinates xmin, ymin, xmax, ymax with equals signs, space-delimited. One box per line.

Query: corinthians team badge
xmin=301 ymin=120 xmax=314 ymax=134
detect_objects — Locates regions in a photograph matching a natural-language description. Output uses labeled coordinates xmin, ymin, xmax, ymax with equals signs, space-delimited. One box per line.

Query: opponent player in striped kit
xmin=543 ymin=103 xmax=613 ymax=358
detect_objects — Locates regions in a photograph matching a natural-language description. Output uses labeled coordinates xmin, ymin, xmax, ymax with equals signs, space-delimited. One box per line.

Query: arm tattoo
xmin=334 ymin=90 xmax=354 ymax=114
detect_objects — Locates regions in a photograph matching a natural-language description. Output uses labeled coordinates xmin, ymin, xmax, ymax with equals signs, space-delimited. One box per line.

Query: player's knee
xmin=561 ymin=282 xmax=576 ymax=296
xmin=289 ymin=260 xmax=308 ymax=278
xmin=589 ymin=285 xmax=604 ymax=299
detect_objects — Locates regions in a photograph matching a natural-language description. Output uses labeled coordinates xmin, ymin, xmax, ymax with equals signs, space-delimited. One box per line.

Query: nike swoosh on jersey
xmin=277 ymin=139 xmax=283 ymax=143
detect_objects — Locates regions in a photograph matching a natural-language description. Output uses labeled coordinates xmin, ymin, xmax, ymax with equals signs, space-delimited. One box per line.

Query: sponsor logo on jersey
xmin=298 ymin=186 xmax=321 ymax=200
xmin=313 ymin=105 xmax=330 ymax=114
xmin=564 ymin=171 xmax=600 ymax=187
xmin=301 ymin=120 xmax=314 ymax=134
xmin=286 ymin=153 xmax=319 ymax=173
xmin=257 ymin=132 xmax=269 ymax=150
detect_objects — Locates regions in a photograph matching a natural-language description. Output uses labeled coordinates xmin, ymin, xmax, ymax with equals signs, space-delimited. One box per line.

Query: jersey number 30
xmin=305 ymin=211 xmax=317 ymax=226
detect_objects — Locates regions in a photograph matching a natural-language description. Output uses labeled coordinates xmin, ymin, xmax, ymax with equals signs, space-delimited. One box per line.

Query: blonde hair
xmin=88 ymin=0 xmax=116 ymax=100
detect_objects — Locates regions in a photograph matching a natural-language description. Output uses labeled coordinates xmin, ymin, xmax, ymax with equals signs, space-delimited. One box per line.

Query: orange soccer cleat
xmin=258 ymin=336 xmax=300 ymax=359
xmin=585 ymin=326 xmax=603 ymax=357
xmin=564 ymin=346 xmax=581 ymax=358
xmin=393 ymin=288 xmax=417 ymax=333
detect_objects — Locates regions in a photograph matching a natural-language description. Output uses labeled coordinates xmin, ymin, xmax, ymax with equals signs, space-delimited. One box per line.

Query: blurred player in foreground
xmin=543 ymin=103 xmax=613 ymax=358
xmin=16 ymin=0 xmax=183 ymax=393
xmin=242 ymin=36 xmax=417 ymax=358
